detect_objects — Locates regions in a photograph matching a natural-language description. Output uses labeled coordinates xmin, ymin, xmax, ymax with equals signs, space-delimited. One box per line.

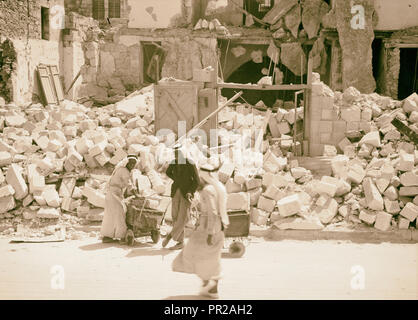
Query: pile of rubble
xmin=0 ymin=76 xmax=417 ymax=240
xmin=217 ymin=79 xmax=418 ymax=232
xmin=0 ymin=85 xmax=176 ymax=239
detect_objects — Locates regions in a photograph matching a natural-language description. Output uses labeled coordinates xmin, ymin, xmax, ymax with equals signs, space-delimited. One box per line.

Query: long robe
xmin=100 ymin=166 xmax=131 ymax=239
xmin=172 ymin=185 xmax=224 ymax=281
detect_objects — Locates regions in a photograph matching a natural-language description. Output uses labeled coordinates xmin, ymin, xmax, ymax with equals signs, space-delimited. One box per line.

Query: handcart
xmin=124 ymin=195 xmax=170 ymax=246
xmin=223 ymin=210 xmax=251 ymax=258
xmin=189 ymin=205 xmax=250 ymax=258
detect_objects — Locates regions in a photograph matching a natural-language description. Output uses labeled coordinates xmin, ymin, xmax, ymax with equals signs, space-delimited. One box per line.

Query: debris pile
xmin=0 ymin=76 xmax=417 ymax=239
xmin=0 ymin=84 xmax=176 ymax=239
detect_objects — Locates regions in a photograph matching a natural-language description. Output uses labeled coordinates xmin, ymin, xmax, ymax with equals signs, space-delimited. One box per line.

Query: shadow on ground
xmin=125 ymin=247 xmax=173 ymax=258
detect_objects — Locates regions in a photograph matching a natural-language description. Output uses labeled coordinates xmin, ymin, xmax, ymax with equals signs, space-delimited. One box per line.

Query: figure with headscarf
xmin=100 ymin=155 xmax=138 ymax=243
xmin=162 ymin=145 xmax=200 ymax=250
xmin=171 ymin=162 xmax=229 ymax=299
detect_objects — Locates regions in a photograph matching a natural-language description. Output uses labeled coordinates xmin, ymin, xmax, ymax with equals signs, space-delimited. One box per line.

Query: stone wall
xmin=0 ymin=0 xmax=65 ymax=105
xmin=0 ymin=0 xmax=41 ymax=39
xmin=70 ymin=27 xmax=218 ymax=103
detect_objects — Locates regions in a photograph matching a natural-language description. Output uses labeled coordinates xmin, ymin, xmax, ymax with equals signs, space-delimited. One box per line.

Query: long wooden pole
xmin=65 ymin=70 xmax=81 ymax=96
xmin=172 ymin=90 xmax=243 ymax=147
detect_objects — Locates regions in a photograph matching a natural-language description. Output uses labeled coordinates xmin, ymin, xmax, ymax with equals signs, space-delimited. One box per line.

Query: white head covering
xmin=199 ymin=164 xmax=229 ymax=227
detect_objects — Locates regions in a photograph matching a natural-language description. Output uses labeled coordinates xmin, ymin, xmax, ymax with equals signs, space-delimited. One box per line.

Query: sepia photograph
xmin=0 ymin=0 xmax=417 ymax=307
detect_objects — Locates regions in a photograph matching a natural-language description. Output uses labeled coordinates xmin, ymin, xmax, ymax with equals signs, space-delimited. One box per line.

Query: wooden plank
xmin=49 ymin=65 xmax=64 ymax=102
xmin=391 ymin=118 xmax=418 ymax=146
xmin=37 ymin=65 xmax=58 ymax=105
xmin=198 ymin=88 xmax=218 ymax=145
xmin=154 ymin=84 xmax=198 ymax=136
xmin=217 ymin=83 xmax=309 ymax=90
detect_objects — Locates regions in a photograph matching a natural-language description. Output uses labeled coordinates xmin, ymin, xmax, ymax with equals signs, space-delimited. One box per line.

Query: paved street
xmin=0 ymin=237 xmax=416 ymax=300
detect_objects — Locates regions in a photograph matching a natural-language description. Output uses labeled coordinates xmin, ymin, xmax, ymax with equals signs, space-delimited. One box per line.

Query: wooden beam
xmin=217 ymin=83 xmax=309 ymax=90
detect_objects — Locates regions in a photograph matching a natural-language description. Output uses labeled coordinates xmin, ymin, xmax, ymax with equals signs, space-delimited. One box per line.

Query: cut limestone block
xmin=87 ymin=190 xmax=106 ymax=208
xmin=5 ymin=164 xmax=28 ymax=200
xmin=77 ymin=205 xmax=90 ymax=218
xmin=257 ymin=195 xmax=276 ymax=213
xmin=67 ymin=149 xmax=83 ymax=166
xmin=359 ymin=131 xmax=380 ymax=147
xmin=251 ymin=208 xmax=269 ymax=226
xmin=375 ymin=178 xmax=390 ymax=194
xmin=316 ymin=179 xmax=337 ymax=197
xmin=347 ymin=165 xmax=366 ymax=185
xmin=399 ymin=202 xmax=418 ymax=222
xmin=110 ymin=148 xmax=127 ymax=166
xmin=316 ymin=193 xmax=330 ymax=207
xmin=277 ymin=194 xmax=301 ymax=217
xmin=277 ymin=121 xmax=291 ymax=135
xmin=374 ymin=212 xmax=392 ymax=231
xmin=398 ymin=217 xmax=410 ymax=229
xmin=218 ymin=162 xmax=235 ymax=184
xmin=37 ymin=207 xmax=60 ymax=219
xmin=248 ymin=187 xmax=262 ymax=206
xmin=314 ymin=198 xmax=338 ymax=224
xmin=61 ymin=197 xmax=72 ymax=212
xmin=276 ymin=108 xmax=287 ymax=122
xmin=233 ymin=170 xmax=246 ymax=185
xmin=268 ymin=117 xmax=281 ymax=138
xmin=245 ymin=178 xmax=262 ymax=191
xmin=22 ymin=194 xmax=34 ymax=207
xmin=0 ymin=196 xmax=15 ymax=213
xmin=263 ymin=184 xmax=283 ymax=201
xmin=399 ymin=187 xmax=418 ymax=196
xmin=75 ymin=137 xmax=93 ymax=155
xmin=147 ymin=170 xmax=165 ymax=195
xmin=338 ymin=137 xmax=352 ymax=152
xmin=86 ymin=208 xmax=105 ymax=222
xmin=135 ymin=174 xmax=152 ymax=193
xmin=338 ymin=205 xmax=350 ymax=217
xmin=227 ymin=192 xmax=250 ymax=211
xmin=95 ymin=152 xmax=111 ymax=167
xmin=84 ymin=153 xmax=99 ymax=169
xmin=359 ymin=210 xmax=377 ymax=225
xmin=59 ymin=178 xmax=76 ymax=198
xmin=42 ymin=188 xmax=60 ymax=208
xmin=225 ymin=179 xmax=244 ymax=193
xmin=363 ymin=177 xmax=384 ymax=211
xmin=398 ymin=152 xmax=414 ymax=172
xmin=384 ymin=198 xmax=401 ymax=214
xmin=0 ymin=152 xmax=12 ymax=167
xmin=0 ymin=185 xmax=15 ymax=198
xmin=399 ymin=171 xmax=418 ymax=187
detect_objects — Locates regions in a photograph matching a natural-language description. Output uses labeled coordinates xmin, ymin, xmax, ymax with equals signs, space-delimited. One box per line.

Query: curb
xmin=250 ymin=227 xmax=418 ymax=243
xmin=74 ymin=224 xmax=418 ymax=243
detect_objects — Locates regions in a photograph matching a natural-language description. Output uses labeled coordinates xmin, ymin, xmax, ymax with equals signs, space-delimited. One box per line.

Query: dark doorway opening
xmin=372 ymin=38 xmax=385 ymax=94
xmin=142 ymin=42 xmax=166 ymax=84
xmin=41 ymin=7 xmax=50 ymax=40
xmin=398 ymin=48 xmax=418 ymax=100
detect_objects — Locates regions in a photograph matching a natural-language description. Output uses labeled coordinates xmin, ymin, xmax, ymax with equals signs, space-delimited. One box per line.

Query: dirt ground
xmin=0 ymin=237 xmax=416 ymax=300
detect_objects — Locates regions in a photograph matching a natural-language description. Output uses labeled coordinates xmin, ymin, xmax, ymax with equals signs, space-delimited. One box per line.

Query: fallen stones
xmin=399 ymin=202 xmax=418 ymax=222
xmin=5 ymin=164 xmax=28 ymax=200
xmin=374 ymin=212 xmax=392 ymax=231
xmin=363 ymin=178 xmax=384 ymax=211
xmin=277 ymin=194 xmax=301 ymax=217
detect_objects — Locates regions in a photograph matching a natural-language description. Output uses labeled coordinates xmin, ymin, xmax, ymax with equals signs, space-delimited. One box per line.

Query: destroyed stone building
xmin=0 ymin=1 xmax=417 ymax=239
